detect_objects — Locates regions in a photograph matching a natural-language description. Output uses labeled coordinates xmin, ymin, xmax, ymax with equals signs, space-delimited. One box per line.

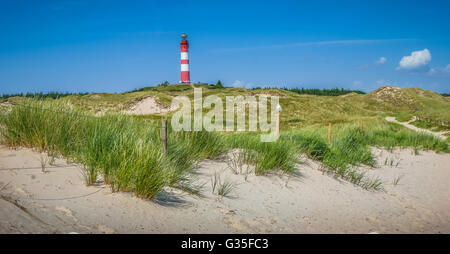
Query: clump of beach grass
xmin=226 ymin=149 xmax=256 ymax=181
xmin=225 ymin=133 xmax=298 ymax=175
xmin=39 ymin=153 xmax=48 ymax=173
xmin=0 ymin=101 xmax=224 ymax=198
xmin=211 ymin=172 xmax=235 ymax=198
xmin=82 ymin=165 xmax=98 ymax=186
xmin=282 ymin=119 xmax=448 ymax=189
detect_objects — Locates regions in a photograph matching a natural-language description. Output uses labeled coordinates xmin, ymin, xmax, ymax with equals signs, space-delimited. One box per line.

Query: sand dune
xmin=1 ymin=145 xmax=449 ymax=233
xmin=125 ymin=96 xmax=177 ymax=115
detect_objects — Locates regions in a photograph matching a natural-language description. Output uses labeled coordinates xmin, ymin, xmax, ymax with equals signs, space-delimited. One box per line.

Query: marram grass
xmin=0 ymin=101 xmax=223 ymax=198
xmin=282 ymin=119 xmax=448 ymax=189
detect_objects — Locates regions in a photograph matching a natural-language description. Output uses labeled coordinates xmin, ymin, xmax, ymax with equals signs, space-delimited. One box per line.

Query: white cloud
xmin=396 ymin=49 xmax=449 ymax=76
xmin=232 ymin=80 xmax=254 ymax=89
xmin=211 ymin=39 xmax=415 ymax=53
xmin=353 ymin=81 xmax=363 ymax=87
xmin=376 ymin=79 xmax=398 ymax=87
xmin=445 ymin=64 xmax=450 ymax=72
xmin=427 ymin=64 xmax=450 ymax=76
xmin=444 ymin=64 xmax=450 ymax=74
xmin=232 ymin=80 xmax=244 ymax=88
xmin=397 ymin=49 xmax=431 ymax=71
xmin=428 ymin=68 xmax=437 ymax=75
xmin=376 ymin=57 xmax=387 ymax=65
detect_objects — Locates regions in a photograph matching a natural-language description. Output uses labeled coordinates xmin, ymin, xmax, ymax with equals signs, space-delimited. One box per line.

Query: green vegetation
xmin=215 ymin=80 xmax=224 ymax=89
xmin=1 ymin=91 xmax=89 ymax=100
xmin=159 ymin=81 xmax=170 ymax=87
xmin=281 ymin=87 xmax=365 ymax=96
xmin=0 ymin=101 xmax=224 ymax=198
xmin=225 ymin=133 xmax=297 ymax=175
xmin=281 ymin=119 xmax=447 ymax=189
xmin=409 ymin=119 xmax=450 ymax=132
xmin=4 ymin=85 xmax=449 ymax=125
xmin=0 ymin=101 xmax=300 ymax=197
xmin=395 ymin=111 xmax=413 ymax=122
xmin=393 ymin=175 xmax=403 ymax=186
xmin=211 ymin=172 xmax=235 ymax=198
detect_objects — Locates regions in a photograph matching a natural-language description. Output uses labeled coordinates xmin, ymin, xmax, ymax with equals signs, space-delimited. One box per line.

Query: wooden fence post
xmin=161 ymin=119 xmax=167 ymax=154
xmin=360 ymin=120 xmax=364 ymax=132
xmin=328 ymin=123 xmax=332 ymax=144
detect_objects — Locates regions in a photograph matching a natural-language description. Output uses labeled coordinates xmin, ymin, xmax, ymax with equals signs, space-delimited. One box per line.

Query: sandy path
xmin=1 ymin=146 xmax=450 ymax=233
xmin=386 ymin=116 xmax=448 ymax=140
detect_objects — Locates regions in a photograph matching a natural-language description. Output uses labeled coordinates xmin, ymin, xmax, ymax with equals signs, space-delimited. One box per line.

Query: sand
xmin=125 ymin=96 xmax=177 ymax=115
xmin=1 ymin=145 xmax=449 ymax=234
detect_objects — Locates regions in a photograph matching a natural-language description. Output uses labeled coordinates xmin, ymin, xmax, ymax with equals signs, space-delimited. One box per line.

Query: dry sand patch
xmin=125 ymin=96 xmax=178 ymax=115
xmin=0 ymin=145 xmax=449 ymax=233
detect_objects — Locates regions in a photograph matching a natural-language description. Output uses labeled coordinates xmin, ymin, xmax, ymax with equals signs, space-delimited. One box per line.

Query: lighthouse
xmin=180 ymin=33 xmax=190 ymax=84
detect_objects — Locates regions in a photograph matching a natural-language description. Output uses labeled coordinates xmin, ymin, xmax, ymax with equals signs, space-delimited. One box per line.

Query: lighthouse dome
xmin=181 ymin=33 xmax=187 ymax=38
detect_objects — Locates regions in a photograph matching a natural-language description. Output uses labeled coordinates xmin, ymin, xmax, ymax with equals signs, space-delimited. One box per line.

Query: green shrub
xmin=215 ymin=80 xmax=224 ymax=89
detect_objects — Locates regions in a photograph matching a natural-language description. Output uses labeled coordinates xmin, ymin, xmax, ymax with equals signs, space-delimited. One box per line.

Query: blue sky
xmin=1 ymin=0 xmax=450 ymax=94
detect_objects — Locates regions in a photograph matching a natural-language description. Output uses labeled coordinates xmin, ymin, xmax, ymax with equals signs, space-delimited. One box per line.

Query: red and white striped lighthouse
xmin=180 ymin=33 xmax=190 ymax=84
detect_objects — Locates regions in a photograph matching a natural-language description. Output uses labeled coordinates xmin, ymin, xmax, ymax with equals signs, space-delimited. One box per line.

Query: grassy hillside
xmin=3 ymin=84 xmax=449 ymax=127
